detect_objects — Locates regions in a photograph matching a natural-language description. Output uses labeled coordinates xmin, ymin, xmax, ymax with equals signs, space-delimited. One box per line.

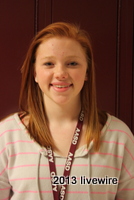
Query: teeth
xmin=54 ymin=85 xmax=69 ymax=88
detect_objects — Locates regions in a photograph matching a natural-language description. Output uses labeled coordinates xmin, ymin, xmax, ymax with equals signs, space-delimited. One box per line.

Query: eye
xmin=44 ymin=62 xmax=53 ymax=66
xmin=43 ymin=62 xmax=54 ymax=67
xmin=68 ymin=62 xmax=78 ymax=67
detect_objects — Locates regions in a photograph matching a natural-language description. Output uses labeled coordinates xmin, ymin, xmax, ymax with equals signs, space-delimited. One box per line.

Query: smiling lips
xmin=50 ymin=83 xmax=73 ymax=92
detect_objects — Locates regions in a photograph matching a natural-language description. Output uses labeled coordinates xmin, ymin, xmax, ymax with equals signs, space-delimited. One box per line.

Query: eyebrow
xmin=40 ymin=56 xmax=81 ymax=60
xmin=40 ymin=56 xmax=55 ymax=60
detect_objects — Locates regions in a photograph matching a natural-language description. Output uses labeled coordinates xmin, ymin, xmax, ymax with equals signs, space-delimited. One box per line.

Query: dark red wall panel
xmin=118 ymin=0 xmax=133 ymax=129
xmin=38 ymin=0 xmax=52 ymax=30
xmin=0 ymin=0 xmax=35 ymax=118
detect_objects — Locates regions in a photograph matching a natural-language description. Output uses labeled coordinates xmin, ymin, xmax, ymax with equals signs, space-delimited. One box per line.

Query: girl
xmin=0 ymin=22 xmax=134 ymax=200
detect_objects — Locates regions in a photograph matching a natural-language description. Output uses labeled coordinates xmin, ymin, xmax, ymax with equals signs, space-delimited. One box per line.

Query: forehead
xmin=36 ymin=37 xmax=87 ymax=58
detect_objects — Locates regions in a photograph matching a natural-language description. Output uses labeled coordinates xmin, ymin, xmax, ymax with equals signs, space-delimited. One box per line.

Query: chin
xmin=53 ymin=98 xmax=72 ymax=106
xmin=54 ymin=100 xmax=70 ymax=106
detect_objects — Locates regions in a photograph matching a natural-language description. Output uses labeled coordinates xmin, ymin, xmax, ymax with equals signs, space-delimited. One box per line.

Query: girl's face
xmin=34 ymin=37 xmax=88 ymax=106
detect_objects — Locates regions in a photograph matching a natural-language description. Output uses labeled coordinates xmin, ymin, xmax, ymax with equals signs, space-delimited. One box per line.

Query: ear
xmin=34 ymin=71 xmax=38 ymax=83
xmin=35 ymin=77 xmax=38 ymax=83
xmin=85 ymin=73 xmax=88 ymax=81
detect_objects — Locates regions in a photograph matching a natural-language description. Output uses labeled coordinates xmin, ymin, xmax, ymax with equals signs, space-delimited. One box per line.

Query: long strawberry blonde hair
xmin=19 ymin=22 xmax=107 ymax=151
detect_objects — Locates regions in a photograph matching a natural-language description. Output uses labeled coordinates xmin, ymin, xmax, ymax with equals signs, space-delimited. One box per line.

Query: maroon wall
xmin=0 ymin=0 xmax=35 ymax=117
xmin=0 ymin=0 xmax=133 ymax=132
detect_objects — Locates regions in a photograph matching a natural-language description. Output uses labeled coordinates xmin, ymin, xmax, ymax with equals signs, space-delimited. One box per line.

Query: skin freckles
xmin=35 ymin=37 xmax=88 ymax=108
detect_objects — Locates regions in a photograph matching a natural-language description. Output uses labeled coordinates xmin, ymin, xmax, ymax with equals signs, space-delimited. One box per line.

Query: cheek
xmin=74 ymin=70 xmax=87 ymax=83
xmin=34 ymin=70 xmax=52 ymax=86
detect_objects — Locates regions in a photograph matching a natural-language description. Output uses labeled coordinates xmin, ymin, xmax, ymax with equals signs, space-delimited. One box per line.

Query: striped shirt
xmin=0 ymin=113 xmax=134 ymax=200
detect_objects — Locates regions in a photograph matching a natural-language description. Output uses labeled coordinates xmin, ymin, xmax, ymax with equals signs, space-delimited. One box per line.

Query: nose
xmin=54 ymin=65 xmax=68 ymax=79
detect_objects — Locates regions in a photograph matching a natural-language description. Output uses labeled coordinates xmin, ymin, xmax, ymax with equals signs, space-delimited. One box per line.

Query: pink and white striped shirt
xmin=0 ymin=113 xmax=134 ymax=200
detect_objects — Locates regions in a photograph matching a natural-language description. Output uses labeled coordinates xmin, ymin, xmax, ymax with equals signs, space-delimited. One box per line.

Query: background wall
xmin=0 ymin=0 xmax=133 ymax=133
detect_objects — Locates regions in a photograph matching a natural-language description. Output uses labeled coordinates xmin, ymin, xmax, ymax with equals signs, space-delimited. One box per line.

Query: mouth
xmin=50 ymin=83 xmax=73 ymax=91
xmin=50 ymin=84 xmax=72 ymax=88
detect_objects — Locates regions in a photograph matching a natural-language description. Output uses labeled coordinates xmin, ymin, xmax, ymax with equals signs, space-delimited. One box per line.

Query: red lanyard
xmin=47 ymin=110 xmax=84 ymax=200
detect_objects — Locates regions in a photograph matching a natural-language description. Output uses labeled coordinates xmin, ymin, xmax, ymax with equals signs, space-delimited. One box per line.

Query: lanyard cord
xmin=47 ymin=110 xmax=84 ymax=200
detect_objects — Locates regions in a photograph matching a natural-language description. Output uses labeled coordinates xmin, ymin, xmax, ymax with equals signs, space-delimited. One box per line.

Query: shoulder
xmin=101 ymin=114 xmax=134 ymax=144
xmin=0 ymin=113 xmax=24 ymax=130
xmin=0 ymin=113 xmax=27 ymax=142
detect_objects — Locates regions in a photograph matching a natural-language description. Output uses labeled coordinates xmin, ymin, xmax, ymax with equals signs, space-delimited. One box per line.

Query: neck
xmin=44 ymin=99 xmax=81 ymax=124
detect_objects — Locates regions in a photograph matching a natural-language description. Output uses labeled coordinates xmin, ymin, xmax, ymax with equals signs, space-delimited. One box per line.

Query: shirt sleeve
xmin=115 ymin=126 xmax=134 ymax=199
xmin=0 ymin=122 xmax=12 ymax=200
